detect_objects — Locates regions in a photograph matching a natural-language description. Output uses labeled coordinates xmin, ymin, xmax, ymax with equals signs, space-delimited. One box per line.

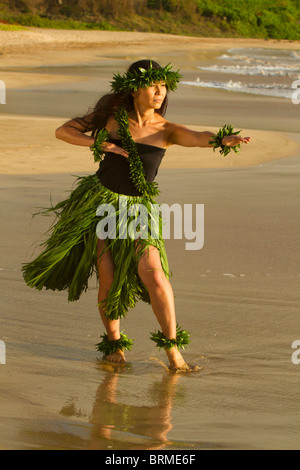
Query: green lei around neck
xmin=115 ymin=108 xmax=160 ymax=198
xmin=110 ymin=63 xmax=182 ymax=94
xmin=91 ymin=107 xmax=160 ymax=198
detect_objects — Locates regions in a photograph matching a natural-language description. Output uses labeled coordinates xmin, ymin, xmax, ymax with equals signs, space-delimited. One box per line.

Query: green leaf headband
xmin=110 ymin=63 xmax=182 ymax=94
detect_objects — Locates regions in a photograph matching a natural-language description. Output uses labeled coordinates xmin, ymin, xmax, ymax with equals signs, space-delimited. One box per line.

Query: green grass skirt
xmin=22 ymin=175 xmax=170 ymax=320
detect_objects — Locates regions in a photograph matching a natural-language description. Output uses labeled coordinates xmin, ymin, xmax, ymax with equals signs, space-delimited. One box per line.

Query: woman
xmin=23 ymin=60 xmax=250 ymax=371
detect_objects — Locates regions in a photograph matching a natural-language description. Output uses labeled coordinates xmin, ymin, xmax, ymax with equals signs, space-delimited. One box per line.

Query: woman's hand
xmin=103 ymin=142 xmax=129 ymax=158
xmin=222 ymin=135 xmax=251 ymax=147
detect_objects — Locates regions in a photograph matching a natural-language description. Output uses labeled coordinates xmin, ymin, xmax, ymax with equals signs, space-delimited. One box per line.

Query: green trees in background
xmin=0 ymin=0 xmax=299 ymax=39
xmin=196 ymin=0 xmax=300 ymax=39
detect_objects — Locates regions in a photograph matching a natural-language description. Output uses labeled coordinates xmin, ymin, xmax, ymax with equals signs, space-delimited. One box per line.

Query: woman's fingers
xmin=104 ymin=143 xmax=129 ymax=158
xmin=223 ymin=136 xmax=251 ymax=147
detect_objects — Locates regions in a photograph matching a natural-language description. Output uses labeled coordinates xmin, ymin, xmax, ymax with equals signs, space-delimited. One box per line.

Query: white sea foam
xmin=226 ymin=48 xmax=300 ymax=63
xmin=198 ymin=64 xmax=300 ymax=78
xmin=183 ymin=47 xmax=300 ymax=99
xmin=181 ymin=79 xmax=293 ymax=99
xmin=291 ymin=51 xmax=300 ymax=60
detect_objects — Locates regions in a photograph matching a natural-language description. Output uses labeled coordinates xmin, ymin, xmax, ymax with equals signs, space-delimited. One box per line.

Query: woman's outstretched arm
xmin=167 ymin=123 xmax=250 ymax=148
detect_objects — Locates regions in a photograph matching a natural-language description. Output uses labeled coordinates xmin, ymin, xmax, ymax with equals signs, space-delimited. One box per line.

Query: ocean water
xmin=181 ymin=48 xmax=300 ymax=100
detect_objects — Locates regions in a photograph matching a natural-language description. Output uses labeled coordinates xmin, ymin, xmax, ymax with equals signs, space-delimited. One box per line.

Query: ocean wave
xmin=226 ymin=47 xmax=300 ymax=62
xmin=291 ymin=51 xmax=300 ymax=60
xmin=198 ymin=64 xmax=300 ymax=78
xmin=187 ymin=46 xmax=300 ymax=99
xmin=181 ymin=79 xmax=294 ymax=99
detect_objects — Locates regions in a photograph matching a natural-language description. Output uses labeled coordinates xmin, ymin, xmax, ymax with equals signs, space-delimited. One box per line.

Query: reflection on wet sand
xmin=88 ymin=364 xmax=181 ymax=450
xmin=61 ymin=363 xmax=183 ymax=450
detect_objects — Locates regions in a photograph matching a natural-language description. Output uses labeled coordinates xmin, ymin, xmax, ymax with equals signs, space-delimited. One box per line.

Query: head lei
xmin=110 ymin=62 xmax=182 ymax=94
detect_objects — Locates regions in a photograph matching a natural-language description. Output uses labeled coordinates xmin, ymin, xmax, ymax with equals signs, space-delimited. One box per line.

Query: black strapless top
xmin=96 ymin=138 xmax=166 ymax=196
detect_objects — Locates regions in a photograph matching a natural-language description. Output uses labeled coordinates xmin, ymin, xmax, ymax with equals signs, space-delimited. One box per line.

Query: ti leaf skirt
xmin=22 ymin=175 xmax=170 ymax=320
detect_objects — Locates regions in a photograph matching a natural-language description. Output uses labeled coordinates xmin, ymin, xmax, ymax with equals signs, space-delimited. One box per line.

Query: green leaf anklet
xmin=150 ymin=324 xmax=190 ymax=351
xmin=96 ymin=332 xmax=134 ymax=355
xmin=209 ymin=124 xmax=242 ymax=157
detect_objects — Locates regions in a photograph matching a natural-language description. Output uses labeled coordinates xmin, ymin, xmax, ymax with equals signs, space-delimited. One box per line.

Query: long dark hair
xmin=73 ymin=60 xmax=169 ymax=138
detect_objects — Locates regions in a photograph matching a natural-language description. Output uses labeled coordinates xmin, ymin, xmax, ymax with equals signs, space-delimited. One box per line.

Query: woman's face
xmin=133 ymin=81 xmax=167 ymax=110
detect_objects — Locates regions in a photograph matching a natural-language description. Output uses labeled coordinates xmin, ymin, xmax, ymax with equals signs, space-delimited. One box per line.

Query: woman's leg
xmin=97 ymin=239 xmax=126 ymax=363
xmin=137 ymin=244 xmax=189 ymax=370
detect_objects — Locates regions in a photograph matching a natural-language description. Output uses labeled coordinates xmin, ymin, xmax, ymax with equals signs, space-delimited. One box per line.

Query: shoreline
xmin=0 ymin=29 xmax=299 ymax=171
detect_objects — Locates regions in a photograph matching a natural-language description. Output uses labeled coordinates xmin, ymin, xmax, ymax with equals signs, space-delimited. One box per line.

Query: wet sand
xmin=0 ymin=29 xmax=300 ymax=450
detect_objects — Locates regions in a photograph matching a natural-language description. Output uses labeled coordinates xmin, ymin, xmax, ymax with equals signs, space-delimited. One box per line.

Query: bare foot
xmin=103 ymin=349 xmax=126 ymax=364
xmin=165 ymin=346 xmax=190 ymax=372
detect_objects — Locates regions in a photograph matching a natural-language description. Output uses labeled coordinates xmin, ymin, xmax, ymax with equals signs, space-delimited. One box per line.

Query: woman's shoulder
xmin=163 ymin=120 xmax=187 ymax=137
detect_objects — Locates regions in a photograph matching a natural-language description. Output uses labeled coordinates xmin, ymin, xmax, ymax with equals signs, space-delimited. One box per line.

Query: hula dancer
xmin=22 ymin=60 xmax=250 ymax=371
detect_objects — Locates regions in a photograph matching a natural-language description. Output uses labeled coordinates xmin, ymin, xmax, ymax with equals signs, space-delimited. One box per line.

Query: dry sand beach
xmin=0 ymin=29 xmax=300 ymax=450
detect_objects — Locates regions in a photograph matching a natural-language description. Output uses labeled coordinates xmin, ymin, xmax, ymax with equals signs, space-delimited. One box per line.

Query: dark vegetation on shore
xmin=0 ymin=0 xmax=299 ymax=40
